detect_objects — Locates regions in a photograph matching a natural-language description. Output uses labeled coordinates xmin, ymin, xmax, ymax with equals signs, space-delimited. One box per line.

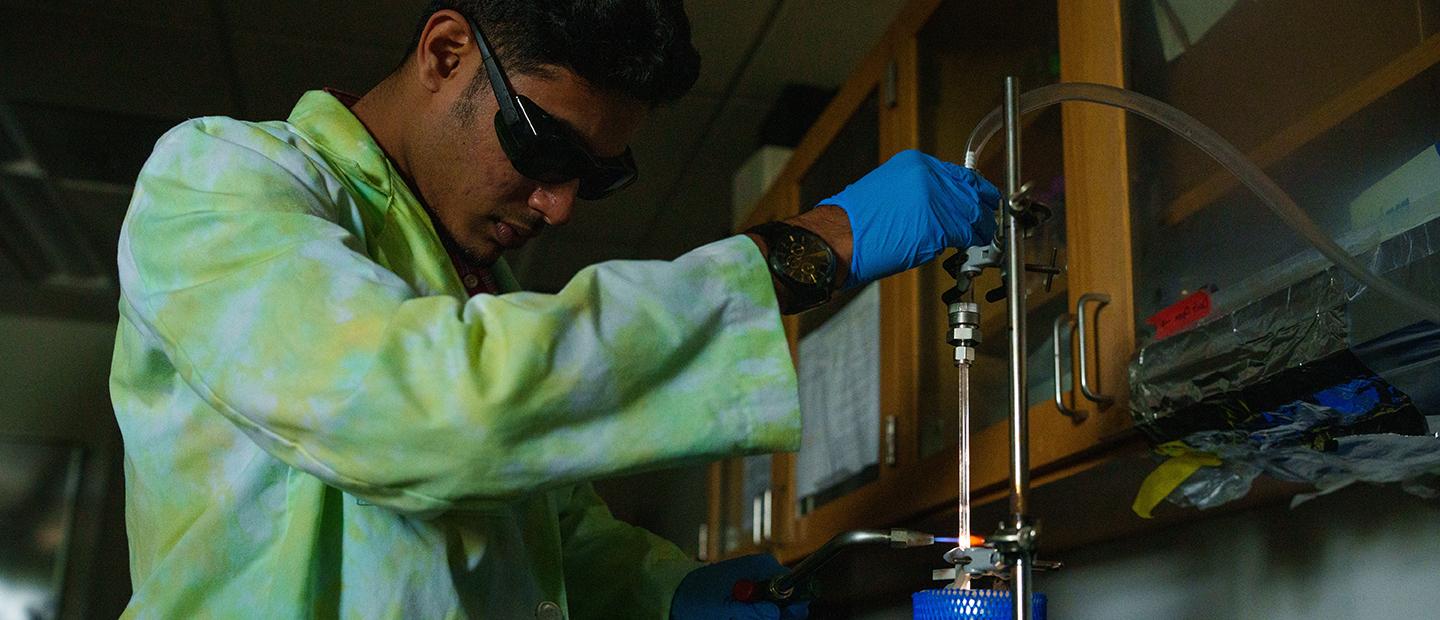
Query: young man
xmin=110 ymin=1 xmax=998 ymax=618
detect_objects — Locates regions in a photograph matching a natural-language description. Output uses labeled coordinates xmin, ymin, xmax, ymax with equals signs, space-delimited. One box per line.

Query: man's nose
xmin=530 ymin=180 xmax=581 ymax=226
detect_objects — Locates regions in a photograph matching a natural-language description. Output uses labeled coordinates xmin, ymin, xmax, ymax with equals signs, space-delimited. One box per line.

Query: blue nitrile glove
xmin=671 ymin=554 xmax=809 ymax=620
xmin=821 ymin=149 xmax=1001 ymax=288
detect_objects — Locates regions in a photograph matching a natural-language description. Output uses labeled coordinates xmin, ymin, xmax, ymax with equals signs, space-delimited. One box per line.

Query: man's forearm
xmin=745 ymin=204 xmax=853 ymax=314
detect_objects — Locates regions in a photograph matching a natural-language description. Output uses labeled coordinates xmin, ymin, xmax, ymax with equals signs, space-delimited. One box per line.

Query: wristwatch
xmin=747 ymin=221 xmax=837 ymax=314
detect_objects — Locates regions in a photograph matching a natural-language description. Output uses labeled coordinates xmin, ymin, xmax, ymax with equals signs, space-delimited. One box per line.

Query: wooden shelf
xmin=1161 ymin=31 xmax=1440 ymax=226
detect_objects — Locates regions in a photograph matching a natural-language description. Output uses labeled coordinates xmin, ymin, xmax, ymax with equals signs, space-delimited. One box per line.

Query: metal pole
xmin=1003 ymin=76 xmax=1033 ymax=620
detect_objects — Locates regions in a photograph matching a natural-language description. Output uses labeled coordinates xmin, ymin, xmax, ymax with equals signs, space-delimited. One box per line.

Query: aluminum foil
xmin=1130 ymin=214 xmax=1440 ymax=509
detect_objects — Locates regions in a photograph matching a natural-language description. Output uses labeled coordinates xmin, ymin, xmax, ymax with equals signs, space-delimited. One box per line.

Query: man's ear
xmin=411 ymin=9 xmax=474 ymax=94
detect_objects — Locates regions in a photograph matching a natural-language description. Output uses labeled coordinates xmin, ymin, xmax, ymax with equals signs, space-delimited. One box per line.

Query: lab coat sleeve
xmin=118 ymin=118 xmax=801 ymax=516
xmin=556 ymin=483 xmax=699 ymax=619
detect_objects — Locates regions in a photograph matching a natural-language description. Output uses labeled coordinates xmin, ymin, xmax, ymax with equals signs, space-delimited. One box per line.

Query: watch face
xmin=777 ymin=232 xmax=829 ymax=286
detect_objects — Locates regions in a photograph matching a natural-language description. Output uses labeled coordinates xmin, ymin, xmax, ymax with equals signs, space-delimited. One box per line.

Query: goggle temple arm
xmin=464 ymin=16 xmax=522 ymax=125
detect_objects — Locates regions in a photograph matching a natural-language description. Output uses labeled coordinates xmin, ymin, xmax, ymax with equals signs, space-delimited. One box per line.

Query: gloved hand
xmin=670 ymin=554 xmax=809 ymax=620
xmin=821 ymin=149 xmax=1001 ymax=288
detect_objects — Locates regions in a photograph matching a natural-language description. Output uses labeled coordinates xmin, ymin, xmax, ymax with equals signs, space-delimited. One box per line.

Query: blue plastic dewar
xmin=912 ymin=589 xmax=1047 ymax=620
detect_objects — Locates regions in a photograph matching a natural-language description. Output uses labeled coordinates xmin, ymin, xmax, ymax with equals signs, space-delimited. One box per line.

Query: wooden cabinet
xmin=708 ymin=0 xmax=1440 ymax=564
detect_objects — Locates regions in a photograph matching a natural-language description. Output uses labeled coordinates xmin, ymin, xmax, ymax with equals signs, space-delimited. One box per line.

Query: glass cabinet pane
xmin=735 ymin=454 xmax=770 ymax=549
xmin=793 ymin=91 xmax=881 ymax=515
xmin=716 ymin=455 xmax=771 ymax=554
xmin=914 ymin=1 xmax=1070 ymax=460
xmin=1124 ymin=0 xmax=1440 ymax=340
xmin=796 ymin=91 xmax=881 ymax=337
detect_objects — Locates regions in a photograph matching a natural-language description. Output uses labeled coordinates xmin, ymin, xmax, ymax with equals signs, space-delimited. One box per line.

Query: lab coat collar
xmin=285 ymin=89 xmax=523 ymax=295
xmin=286 ymin=89 xmax=399 ymax=197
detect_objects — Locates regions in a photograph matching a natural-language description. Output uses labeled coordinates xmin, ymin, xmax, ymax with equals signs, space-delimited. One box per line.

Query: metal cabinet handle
xmin=762 ymin=489 xmax=773 ymax=543
xmin=751 ymin=495 xmax=763 ymax=545
xmin=1052 ymin=313 xmax=1084 ymax=420
xmin=751 ymin=490 xmax=773 ymax=545
xmin=698 ymin=523 xmax=710 ymax=561
xmin=1075 ymin=292 xmax=1114 ymax=406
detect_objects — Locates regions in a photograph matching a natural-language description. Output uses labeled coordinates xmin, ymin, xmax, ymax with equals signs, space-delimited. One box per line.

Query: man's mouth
xmin=493 ymin=220 xmax=536 ymax=249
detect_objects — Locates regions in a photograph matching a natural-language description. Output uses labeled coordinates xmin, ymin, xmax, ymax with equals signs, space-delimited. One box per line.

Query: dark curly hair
xmin=409 ymin=0 xmax=701 ymax=107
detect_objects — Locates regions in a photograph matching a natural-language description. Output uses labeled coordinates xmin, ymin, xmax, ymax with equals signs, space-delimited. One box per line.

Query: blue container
xmin=912 ymin=588 xmax=1047 ymax=620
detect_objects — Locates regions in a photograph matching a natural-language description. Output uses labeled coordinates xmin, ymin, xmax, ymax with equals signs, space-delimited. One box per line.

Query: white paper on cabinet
xmin=795 ymin=284 xmax=881 ymax=502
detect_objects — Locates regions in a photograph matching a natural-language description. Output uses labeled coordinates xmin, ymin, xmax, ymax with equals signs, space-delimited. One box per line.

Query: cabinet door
xmin=1124 ymin=0 xmax=1440 ymax=336
xmin=707 ymin=78 xmax=886 ymax=561
xmin=788 ymin=89 xmax=885 ymax=522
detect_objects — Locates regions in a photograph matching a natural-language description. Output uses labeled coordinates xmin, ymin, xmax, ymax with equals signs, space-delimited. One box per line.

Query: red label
xmin=1146 ymin=289 xmax=1212 ymax=340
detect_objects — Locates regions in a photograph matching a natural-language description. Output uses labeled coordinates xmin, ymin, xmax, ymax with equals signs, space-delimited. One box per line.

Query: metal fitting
xmin=954 ymin=347 xmax=976 ymax=366
xmin=887 ymin=529 xmax=937 ymax=548
xmin=948 ymin=302 xmax=981 ymax=328
xmin=948 ymin=326 xmax=981 ymax=346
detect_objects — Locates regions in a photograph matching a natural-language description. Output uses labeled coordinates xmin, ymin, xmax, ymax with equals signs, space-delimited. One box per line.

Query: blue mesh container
xmin=912 ymin=588 xmax=1047 ymax=620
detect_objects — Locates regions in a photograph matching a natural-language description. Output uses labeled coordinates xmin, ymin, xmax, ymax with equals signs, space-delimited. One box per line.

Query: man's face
xmin=413 ymin=64 xmax=646 ymax=266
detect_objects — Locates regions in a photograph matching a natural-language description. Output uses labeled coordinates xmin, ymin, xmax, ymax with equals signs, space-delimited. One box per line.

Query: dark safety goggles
xmin=466 ymin=17 xmax=638 ymax=200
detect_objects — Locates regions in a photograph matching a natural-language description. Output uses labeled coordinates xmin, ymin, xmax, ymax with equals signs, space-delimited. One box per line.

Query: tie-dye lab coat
xmin=110 ymin=91 xmax=801 ymax=619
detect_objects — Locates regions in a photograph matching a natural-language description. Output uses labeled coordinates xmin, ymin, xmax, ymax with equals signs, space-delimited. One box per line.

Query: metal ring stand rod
xmin=1002 ymin=75 xmax=1035 ymax=620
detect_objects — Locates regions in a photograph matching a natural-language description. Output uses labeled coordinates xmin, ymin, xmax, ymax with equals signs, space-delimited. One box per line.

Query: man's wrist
xmin=744 ymin=205 xmax=854 ymax=315
xmin=743 ymin=231 xmax=797 ymax=313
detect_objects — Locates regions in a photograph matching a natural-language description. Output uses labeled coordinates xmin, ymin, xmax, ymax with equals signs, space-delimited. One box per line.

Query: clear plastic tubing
xmin=962 ymin=82 xmax=1440 ymax=327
